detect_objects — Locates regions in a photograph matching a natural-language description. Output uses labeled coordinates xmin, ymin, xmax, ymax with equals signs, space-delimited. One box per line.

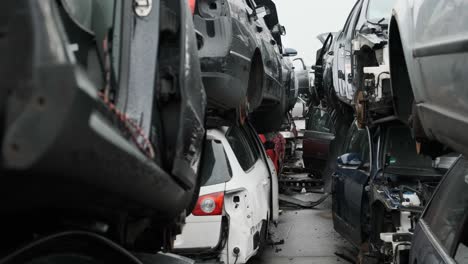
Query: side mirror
xmin=255 ymin=6 xmax=268 ymax=19
xmin=337 ymin=153 xmax=363 ymax=169
xmin=283 ymin=48 xmax=298 ymax=57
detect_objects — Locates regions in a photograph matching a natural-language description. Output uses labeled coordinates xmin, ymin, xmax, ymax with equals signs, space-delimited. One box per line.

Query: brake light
xmin=189 ymin=0 xmax=196 ymax=15
xmin=192 ymin=192 xmax=224 ymax=216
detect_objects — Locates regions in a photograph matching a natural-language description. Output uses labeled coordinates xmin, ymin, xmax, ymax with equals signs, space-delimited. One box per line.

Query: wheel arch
xmin=247 ymin=48 xmax=265 ymax=110
xmin=389 ymin=15 xmax=415 ymax=125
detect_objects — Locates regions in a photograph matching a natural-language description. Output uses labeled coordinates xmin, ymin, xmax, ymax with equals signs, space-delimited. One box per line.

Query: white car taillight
xmin=189 ymin=0 xmax=196 ymax=15
xmin=192 ymin=192 xmax=224 ymax=216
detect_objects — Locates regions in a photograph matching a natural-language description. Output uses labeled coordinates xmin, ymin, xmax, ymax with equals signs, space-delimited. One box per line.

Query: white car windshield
xmin=367 ymin=0 xmax=396 ymax=23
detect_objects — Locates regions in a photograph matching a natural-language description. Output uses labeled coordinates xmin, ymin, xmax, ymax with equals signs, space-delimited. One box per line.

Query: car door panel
xmin=334 ymin=166 xmax=369 ymax=246
xmin=332 ymin=123 xmax=370 ymax=247
xmin=303 ymin=131 xmax=334 ymax=161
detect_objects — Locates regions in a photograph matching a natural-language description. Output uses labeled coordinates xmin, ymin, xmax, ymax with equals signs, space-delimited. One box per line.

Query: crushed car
xmin=331 ymin=121 xmax=454 ymax=263
xmin=174 ymin=124 xmax=279 ymax=264
xmin=389 ymin=0 xmax=468 ymax=158
xmin=410 ymin=155 xmax=468 ymax=264
xmin=192 ymin=0 xmax=291 ymax=132
xmin=1 ymin=0 xmax=206 ymax=262
xmin=325 ymin=0 xmax=396 ymax=127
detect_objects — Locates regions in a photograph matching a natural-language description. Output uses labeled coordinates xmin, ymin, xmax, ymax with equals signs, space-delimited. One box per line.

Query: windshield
xmin=367 ymin=0 xmax=396 ymax=23
xmin=383 ymin=126 xmax=439 ymax=175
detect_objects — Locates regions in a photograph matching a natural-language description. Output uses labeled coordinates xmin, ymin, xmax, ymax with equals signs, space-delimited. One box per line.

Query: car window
xmin=199 ymin=140 xmax=232 ymax=187
xmin=306 ymin=108 xmax=334 ymax=134
xmin=383 ymin=126 xmax=437 ymax=174
xmin=423 ymin=158 xmax=468 ymax=255
xmin=242 ymin=125 xmax=262 ymax=160
xmin=366 ymin=0 xmax=396 ymax=22
xmin=343 ymin=123 xmax=370 ymax=165
xmin=226 ymin=126 xmax=258 ymax=171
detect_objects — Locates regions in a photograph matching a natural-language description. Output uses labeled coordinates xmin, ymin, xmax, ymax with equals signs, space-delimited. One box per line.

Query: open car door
xmin=332 ymin=122 xmax=371 ymax=247
xmin=303 ymin=107 xmax=335 ymax=176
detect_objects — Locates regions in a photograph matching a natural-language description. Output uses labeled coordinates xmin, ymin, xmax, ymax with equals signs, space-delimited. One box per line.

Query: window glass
xmin=367 ymin=0 xmax=396 ymax=22
xmin=423 ymin=158 xmax=468 ymax=254
xmin=226 ymin=126 xmax=257 ymax=171
xmin=344 ymin=124 xmax=370 ymax=164
xmin=383 ymin=126 xmax=439 ymax=175
xmin=242 ymin=126 xmax=261 ymax=161
xmin=307 ymin=108 xmax=333 ymax=134
xmin=199 ymin=140 xmax=232 ymax=187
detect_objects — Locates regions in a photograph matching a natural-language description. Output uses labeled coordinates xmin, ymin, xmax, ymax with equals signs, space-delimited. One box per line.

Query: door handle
xmin=262 ymin=179 xmax=269 ymax=186
xmin=339 ymin=43 xmax=344 ymax=48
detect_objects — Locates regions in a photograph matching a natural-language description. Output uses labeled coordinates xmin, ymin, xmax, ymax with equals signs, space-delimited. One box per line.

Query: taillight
xmin=189 ymin=0 xmax=196 ymax=15
xmin=192 ymin=192 xmax=224 ymax=216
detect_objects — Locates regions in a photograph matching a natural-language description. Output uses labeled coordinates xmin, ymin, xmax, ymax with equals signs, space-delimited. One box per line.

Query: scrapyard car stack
xmin=0 ymin=0 xmax=206 ymax=262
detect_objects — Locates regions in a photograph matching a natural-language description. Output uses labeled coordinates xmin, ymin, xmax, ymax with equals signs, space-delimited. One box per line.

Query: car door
xmin=224 ymin=125 xmax=271 ymax=258
xmin=334 ymin=1 xmax=362 ymax=101
xmin=247 ymin=123 xmax=279 ymax=223
xmin=251 ymin=0 xmax=283 ymax=101
xmin=332 ymin=121 xmax=371 ymax=247
xmin=303 ymin=107 xmax=335 ymax=174
xmin=410 ymin=156 xmax=468 ymax=264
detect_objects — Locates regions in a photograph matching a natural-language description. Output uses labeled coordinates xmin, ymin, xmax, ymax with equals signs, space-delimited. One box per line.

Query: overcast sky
xmin=275 ymin=0 xmax=356 ymax=67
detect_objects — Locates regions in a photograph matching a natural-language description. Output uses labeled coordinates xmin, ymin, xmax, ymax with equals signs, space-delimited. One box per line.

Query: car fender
xmin=391 ymin=0 xmax=425 ymax=103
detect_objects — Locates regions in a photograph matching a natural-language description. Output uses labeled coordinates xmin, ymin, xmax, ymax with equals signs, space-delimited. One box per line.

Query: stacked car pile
xmin=308 ymin=0 xmax=468 ymax=263
xmin=0 ymin=0 xmax=311 ymax=264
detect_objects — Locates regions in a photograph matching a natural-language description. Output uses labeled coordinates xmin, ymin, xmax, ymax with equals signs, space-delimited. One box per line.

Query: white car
xmin=174 ymin=124 xmax=279 ymax=264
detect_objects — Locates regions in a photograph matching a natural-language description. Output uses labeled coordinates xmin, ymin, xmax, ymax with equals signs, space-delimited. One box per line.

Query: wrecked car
xmin=410 ymin=155 xmax=468 ymax=264
xmin=193 ymin=0 xmax=291 ymax=132
xmin=330 ymin=0 xmax=396 ymax=127
xmin=313 ymin=32 xmax=338 ymax=107
xmin=282 ymin=50 xmax=300 ymax=112
xmin=332 ymin=122 xmax=451 ymax=263
xmin=1 ymin=0 xmax=205 ymax=262
xmin=389 ymin=0 xmax=468 ymax=157
xmin=174 ymin=124 xmax=279 ymax=264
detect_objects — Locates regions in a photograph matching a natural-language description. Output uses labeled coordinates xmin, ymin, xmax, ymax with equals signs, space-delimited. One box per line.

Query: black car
xmin=192 ymin=0 xmax=294 ymax=132
xmin=331 ymin=121 xmax=447 ymax=262
xmin=410 ymin=156 xmax=468 ymax=264
xmin=1 ymin=0 xmax=205 ymax=262
xmin=321 ymin=0 xmax=395 ymax=127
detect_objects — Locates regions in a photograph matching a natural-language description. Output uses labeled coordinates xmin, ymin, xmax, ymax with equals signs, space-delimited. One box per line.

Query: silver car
xmin=390 ymin=0 xmax=468 ymax=157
